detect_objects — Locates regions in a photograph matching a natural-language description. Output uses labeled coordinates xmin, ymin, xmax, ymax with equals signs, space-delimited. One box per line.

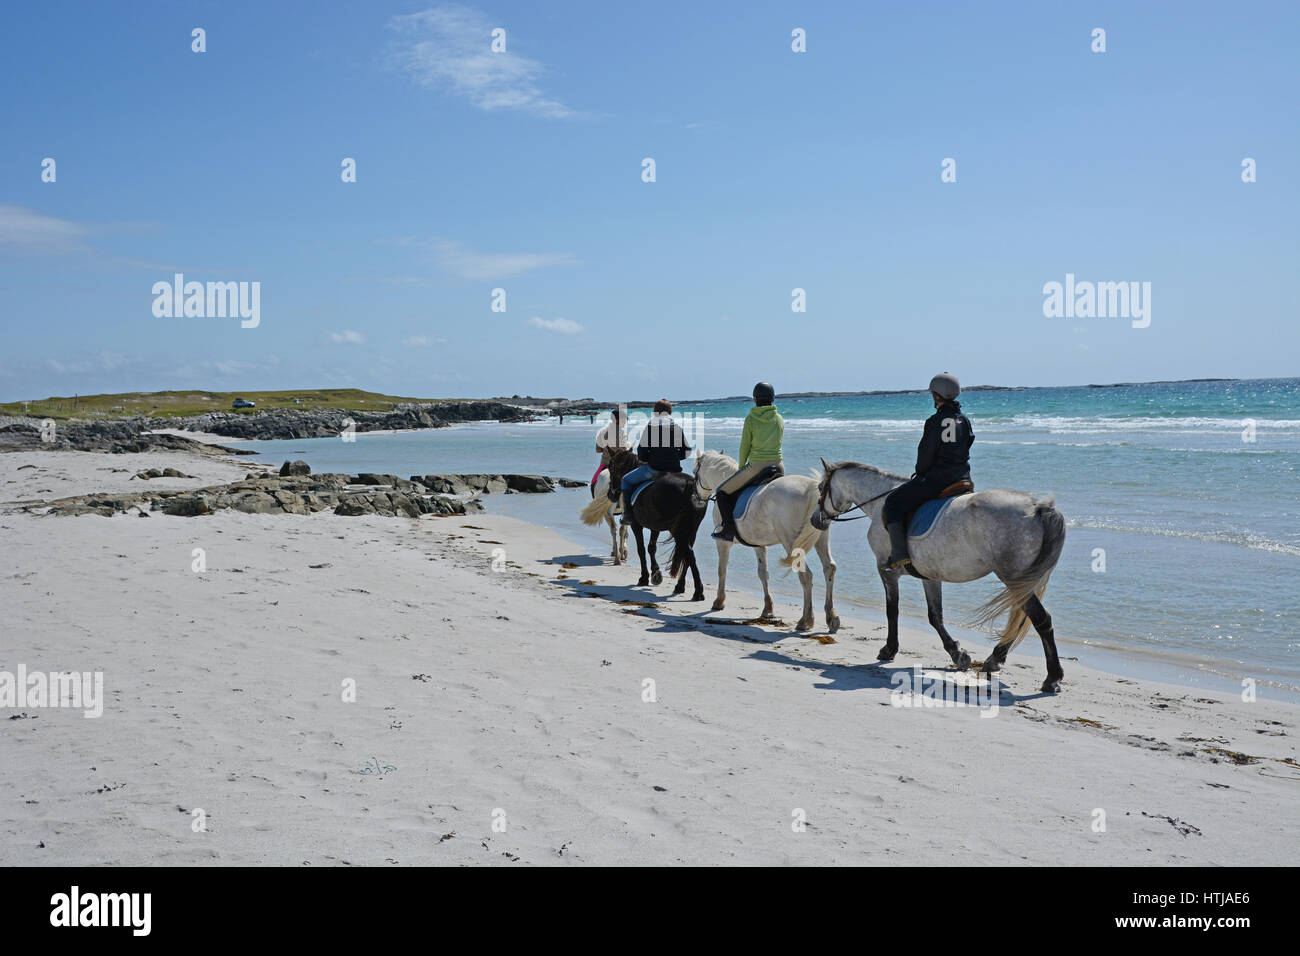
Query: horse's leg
xmin=672 ymin=543 xmax=687 ymax=595
xmin=877 ymin=567 xmax=900 ymax=661
xmin=755 ymin=546 xmax=774 ymax=619
xmin=711 ymin=538 xmax=732 ymax=611
xmin=794 ymin=555 xmax=814 ymax=631
xmin=922 ymin=579 xmax=971 ymax=670
xmin=688 ymin=547 xmax=705 ymax=602
xmin=648 ymin=530 xmax=662 ymax=585
xmin=1025 ymin=593 xmax=1063 ymax=693
xmin=620 ymin=523 xmax=628 ymax=562
xmin=606 ymin=513 xmax=620 ymax=564
xmin=815 ymin=533 xmax=839 ymax=633
xmin=633 ymin=525 xmax=649 ymax=587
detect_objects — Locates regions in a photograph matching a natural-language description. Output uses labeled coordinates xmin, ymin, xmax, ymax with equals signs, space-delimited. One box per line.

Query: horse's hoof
xmin=954 ymin=651 xmax=972 ymax=671
xmin=981 ymin=662 xmax=1001 ymax=676
xmin=651 ymin=571 xmax=663 ymax=585
xmin=795 ymin=619 xmax=813 ymax=632
xmin=691 ymin=591 xmax=705 ymax=602
xmin=637 ymin=576 xmax=649 ymax=587
xmin=672 ymin=584 xmax=685 ymax=596
xmin=710 ymin=598 xmax=725 ymax=611
xmin=827 ymin=615 xmax=841 ymax=634
xmin=876 ymin=646 xmax=897 ymax=662
xmin=1042 ymin=678 xmax=1062 ymax=694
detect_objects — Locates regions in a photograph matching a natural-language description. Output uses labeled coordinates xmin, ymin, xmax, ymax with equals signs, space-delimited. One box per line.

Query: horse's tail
xmin=668 ymin=499 xmax=706 ymax=579
xmin=580 ymin=494 xmax=613 ymax=526
xmin=974 ymin=497 xmax=1066 ymax=650
xmin=779 ymin=483 xmax=824 ymax=571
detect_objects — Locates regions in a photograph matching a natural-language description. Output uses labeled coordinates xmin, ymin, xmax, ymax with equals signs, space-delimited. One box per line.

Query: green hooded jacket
xmin=739 ymin=405 xmax=784 ymax=466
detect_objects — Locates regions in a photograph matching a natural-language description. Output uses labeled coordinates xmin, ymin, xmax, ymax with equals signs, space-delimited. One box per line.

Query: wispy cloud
xmin=388 ymin=5 xmax=578 ymax=118
xmin=328 ymin=330 xmax=366 ymax=344
xmin=0 ymin=204 xmax=93 ymax=255
xmin=529 ymin=316 xmax=583 ymax=335
xmin=384 ymin=237 xmax=577 ymax=280
xmin=403 ymin=334 xmax=447 ymax=347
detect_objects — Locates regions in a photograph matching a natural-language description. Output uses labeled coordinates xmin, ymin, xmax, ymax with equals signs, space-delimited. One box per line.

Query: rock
xmin=505 ymin=475 xmax=555 ymax=493
xmin=557 ymin=478 xmax=585 ymax=488
xmin=279 ymin=459 xmax=311 ymax=476
xmin=133 ymin=467 xmax=196 ymax=480
xmin=156 ymin=496 xmax=213 ymax=516
xmin=354 ymin=473 xmax=401 ymax=486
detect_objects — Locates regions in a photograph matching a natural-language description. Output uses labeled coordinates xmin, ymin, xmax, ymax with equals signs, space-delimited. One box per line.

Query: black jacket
xmin=637 ymin=415 xmax=691 ymax=472
xmin=914 ymin=401 xmax=973 ymax=482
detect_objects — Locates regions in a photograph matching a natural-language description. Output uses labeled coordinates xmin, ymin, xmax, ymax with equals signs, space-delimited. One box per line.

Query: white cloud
xmin=0 ymin=204 xmax=93 ymax=255
xmin=385 ymin=237 xmax=577 ymax=280
xmin=529 ymin=316 xmax=583 ymax=335
xmin=329 ymin=330 xmax=366 ymax=344
xmin=403 ymin=334 xmax=447 ymax=347
xmin=388 ymin=5 xmax=577 ymax=118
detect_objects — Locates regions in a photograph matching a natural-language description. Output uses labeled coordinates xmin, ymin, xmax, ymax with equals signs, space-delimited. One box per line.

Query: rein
xmin=817 ymin=475 xmax=893 ymax=523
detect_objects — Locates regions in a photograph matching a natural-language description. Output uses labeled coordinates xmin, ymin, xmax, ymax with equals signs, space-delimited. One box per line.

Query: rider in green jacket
xmin=713 ymin=382 xmax=785 ymax=541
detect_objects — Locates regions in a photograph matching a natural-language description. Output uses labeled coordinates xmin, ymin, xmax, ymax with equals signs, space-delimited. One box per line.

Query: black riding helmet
xmin=752 ymin=382 xmax=775 ymax=405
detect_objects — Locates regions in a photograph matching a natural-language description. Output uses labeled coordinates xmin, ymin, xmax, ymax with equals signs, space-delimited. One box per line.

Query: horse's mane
xmin=827 ymin=460 xmax=909 ymax=483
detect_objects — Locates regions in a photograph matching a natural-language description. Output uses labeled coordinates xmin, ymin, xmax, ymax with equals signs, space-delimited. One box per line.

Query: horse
xmin=693 ymin=450 xmax=839 ymax=633
xmin=580 ymin=448 xmax=707 ymax=600
xmin=589 ymin=467 xmax=628 ymax=564
xmin=811 ymin=459 xmax=1067 ymax=693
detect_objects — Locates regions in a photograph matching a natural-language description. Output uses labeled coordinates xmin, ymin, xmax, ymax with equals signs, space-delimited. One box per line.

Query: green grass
xmin=0 ymin=388 xmax=489 ymax=421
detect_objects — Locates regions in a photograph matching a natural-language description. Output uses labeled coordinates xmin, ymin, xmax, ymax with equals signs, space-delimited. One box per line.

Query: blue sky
xmin=1 ymin=0 xmax=1296 ymax=402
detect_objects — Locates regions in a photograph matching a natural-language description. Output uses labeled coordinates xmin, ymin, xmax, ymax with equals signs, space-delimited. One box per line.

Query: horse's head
xmin=811 ymin=457 xmax=838 ymax=530
xmin=607 ymin=448 xmax=639 ymax=485
xmin=692 ymin=450 xmax=733 ymax=506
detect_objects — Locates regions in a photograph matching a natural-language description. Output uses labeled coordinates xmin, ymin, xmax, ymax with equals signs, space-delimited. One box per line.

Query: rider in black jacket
xmin=882 ymin=373 xmax=974 ymax=572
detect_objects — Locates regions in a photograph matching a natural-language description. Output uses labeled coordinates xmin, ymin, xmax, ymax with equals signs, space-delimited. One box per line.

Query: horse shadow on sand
xmin=541 ymin=555 xmax=1055 ymax=708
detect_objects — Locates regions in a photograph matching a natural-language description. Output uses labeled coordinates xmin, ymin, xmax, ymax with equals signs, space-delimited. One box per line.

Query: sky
xmin=1 ymin=0 xmax=1297 ymax=402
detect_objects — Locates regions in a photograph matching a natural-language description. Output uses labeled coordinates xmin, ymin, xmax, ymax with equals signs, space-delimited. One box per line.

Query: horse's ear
xmin=820 ymin=457 xmax=831 ymax=472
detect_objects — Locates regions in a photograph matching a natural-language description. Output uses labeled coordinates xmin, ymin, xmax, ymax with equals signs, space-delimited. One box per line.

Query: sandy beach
xmin=1 ymin=446 xmax=1296 ymax=866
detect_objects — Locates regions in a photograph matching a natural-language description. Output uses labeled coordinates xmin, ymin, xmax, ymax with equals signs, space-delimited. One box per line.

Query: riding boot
xmin=884 ymin=520 xmax=912 ymax=571
xmin=711 ymin=491 xmax=736 ymax=541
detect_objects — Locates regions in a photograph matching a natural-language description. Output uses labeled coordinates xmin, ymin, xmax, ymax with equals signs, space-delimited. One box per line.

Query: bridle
xmin=813 ymin=467 xmax=889 ymax=529
xmin=691 ymin=457 xmax=716 ymax=507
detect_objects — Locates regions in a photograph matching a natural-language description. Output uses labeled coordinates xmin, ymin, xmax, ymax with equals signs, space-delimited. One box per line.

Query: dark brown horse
xmin=582 ymin=449 xmax=706 ymax=600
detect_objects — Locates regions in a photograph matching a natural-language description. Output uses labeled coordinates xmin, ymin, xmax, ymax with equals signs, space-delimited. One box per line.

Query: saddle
xmin=729 ymin=465 xmax=784 ymax=547
xmin=899 ymin=480 xmax=975 ymax=579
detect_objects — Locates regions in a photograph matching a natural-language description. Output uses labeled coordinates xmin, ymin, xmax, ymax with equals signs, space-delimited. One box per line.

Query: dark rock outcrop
xmin=26 ymin=472 xmax=482 ymax=519
xmin=279 ymin=459 xmax=311 ymax=476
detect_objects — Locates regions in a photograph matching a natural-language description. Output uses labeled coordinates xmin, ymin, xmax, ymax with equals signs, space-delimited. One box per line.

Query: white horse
xmin=812 ymin=459 xmax=1067 ymax=693
xmin=693 ymin=450 xmax=839 ymax=633
xmin=589 ymin=468 xmax=628 ymax=564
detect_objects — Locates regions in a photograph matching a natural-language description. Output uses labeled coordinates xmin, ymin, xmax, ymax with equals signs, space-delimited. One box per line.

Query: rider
xmin=611 ymin=399 xmax=692 ymax=501
xmin=882 ymin=373 xmax=974 ymax=572
xmin=713 ymin=382 xmax=785 ymax=541
xmin=593 ymin=405 xmax=629 ymax=487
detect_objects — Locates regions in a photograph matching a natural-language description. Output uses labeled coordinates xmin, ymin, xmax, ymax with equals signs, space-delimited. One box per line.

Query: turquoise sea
xmin=238 ymin=378 xmax=1300 ymax=698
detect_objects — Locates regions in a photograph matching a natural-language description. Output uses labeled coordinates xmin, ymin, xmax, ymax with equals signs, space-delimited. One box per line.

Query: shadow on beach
xmin=542 ymin=552 xmax=1045 ymax=709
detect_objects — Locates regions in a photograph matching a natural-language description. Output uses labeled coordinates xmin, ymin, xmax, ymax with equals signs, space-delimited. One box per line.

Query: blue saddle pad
xmin=733 ymin=484 xmax=762 ymax=522
xmin=628 ymin=481 xmax=653 ymax=509
xmin=909 ymin=496 xmax=958 ymax=539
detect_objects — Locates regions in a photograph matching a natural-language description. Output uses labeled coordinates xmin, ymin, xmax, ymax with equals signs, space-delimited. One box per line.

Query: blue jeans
xmin=620 ymin=465 xmax=659 ymax=496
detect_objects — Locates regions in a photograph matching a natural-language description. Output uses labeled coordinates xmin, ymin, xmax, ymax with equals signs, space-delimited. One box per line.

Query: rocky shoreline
xmin=19 ymin=467 xmax=586 ymax=519
xmin=0 ymin=399 xmax=532 ymax=450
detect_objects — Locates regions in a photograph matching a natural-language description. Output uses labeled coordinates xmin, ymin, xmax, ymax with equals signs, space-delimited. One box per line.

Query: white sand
xmin=1 ymin=449 xmax=1296 ymax=865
